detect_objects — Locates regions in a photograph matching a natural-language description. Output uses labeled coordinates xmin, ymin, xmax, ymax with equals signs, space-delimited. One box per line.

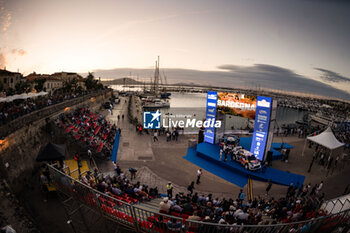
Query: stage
xmin=183 ymin=142 xmax=305 ymax=188
xmin=239 ymin=137 xmax=294 ymax=161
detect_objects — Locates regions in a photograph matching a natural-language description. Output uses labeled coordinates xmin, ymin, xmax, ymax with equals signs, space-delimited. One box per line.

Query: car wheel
xmin=244 ymin=164 xmax=249 ymax=170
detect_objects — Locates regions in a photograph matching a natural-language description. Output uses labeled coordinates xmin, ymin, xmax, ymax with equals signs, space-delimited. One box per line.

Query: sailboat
xmin=142 ymin=56 xmax=170 ymax=109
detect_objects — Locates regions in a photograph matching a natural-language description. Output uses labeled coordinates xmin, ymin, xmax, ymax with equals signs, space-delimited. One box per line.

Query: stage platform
xmin=183 ymin=142 xmax=304 ymax=188
xmin=239 ymin=137 xmax=294 ymax=160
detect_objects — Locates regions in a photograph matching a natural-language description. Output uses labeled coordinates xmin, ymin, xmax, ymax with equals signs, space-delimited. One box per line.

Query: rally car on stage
xmin=233 ymin=148 xmax=261 ymax=171
xmin=218 ymin=135 xmax=239 ymax=149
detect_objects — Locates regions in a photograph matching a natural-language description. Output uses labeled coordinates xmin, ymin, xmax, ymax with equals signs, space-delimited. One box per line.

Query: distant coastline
xmin=102 ymin=77 xmax=350 ymax=104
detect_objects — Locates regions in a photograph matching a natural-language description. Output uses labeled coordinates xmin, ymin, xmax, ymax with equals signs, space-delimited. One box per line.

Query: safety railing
xmin=321 ymin=195 xmax=350 ymax=214
xmin=47 ymin=164 xmax=350 ymax=233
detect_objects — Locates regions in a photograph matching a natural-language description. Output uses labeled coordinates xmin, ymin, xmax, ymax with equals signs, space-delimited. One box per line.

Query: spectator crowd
xmin=56 ymin=107 xmax=118 ymax=158
xmin=0 ymin=92 xmax=84 ymax=126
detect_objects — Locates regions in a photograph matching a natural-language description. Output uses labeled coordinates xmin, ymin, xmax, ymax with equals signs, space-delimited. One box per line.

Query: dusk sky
xmin=1 ymin=0 xmax=350 ymax=96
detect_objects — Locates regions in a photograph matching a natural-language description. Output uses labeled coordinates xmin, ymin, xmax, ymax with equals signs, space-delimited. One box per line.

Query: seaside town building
xmin=0 ymin=68 xmax=23 ymax=91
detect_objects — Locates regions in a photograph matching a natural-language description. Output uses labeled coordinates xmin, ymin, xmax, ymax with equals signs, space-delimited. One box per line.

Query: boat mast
xmin=153 ymin=56 xmax=160 ymax=97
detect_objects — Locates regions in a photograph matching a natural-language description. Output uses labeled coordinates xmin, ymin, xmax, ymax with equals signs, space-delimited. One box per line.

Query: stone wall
xmin=0 ymin=90 xmax=112 ymax=191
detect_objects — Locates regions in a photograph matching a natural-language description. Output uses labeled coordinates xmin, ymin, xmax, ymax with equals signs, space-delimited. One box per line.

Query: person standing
xmin=196 ymin=169 xmax=202 ymax=184
xmin=113 ymin=161 xmax=118 ymax=174
xmin=129 ymin=167 xmax=137 ymax=180
xmin=308 ymin=152 xmax=316 ymax=173
xmin=317 ymin=181 xmax=323 ymax=194
xmin=153 ymin=131 xmax=159 ymax=142
xmin=187 ymin=181 xmax=195 ymax=195
xmin=88 ymin=149 xmax=93 ymax=165
xmin=335 ymin=155 xmax=340 ymax=167
xmin=219 ymin=147 xmax=223 ymax=161
xmin=175 ymin=130 xmax=179 ymax=141
xmin=238 ymin=189 xmax=245 ymax=204
xmin=138 ymin=125 xmax=143 ymax=135
xmin=223 ymin=144 xmax=228 ymax=162
xmin=166 ymin=131 xmax=171 ymax=142
xmin=166 ymin=182 xmax=173 ymax=198
xmin=266 ymin=180 xmax=272 ymax=195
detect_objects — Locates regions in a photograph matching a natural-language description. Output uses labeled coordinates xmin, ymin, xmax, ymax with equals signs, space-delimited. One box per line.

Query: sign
xmin=204 ymin=91 xmax=218 ymax=144
xmin=143 ymin=110 xmax=161 ymax=129
xmin=217 ymin=92 xmax=257 ymax=119
xmin=250 ymin=96 xmax=272 ymax=161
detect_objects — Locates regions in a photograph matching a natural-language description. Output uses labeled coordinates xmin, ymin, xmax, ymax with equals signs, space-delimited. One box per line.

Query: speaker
xmin=198 ymin=129 xmax=204 ymax=143
xmin=266 ymin=151 xmax=273 ymax=165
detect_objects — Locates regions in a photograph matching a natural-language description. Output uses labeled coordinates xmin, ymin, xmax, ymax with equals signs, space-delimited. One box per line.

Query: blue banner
xmin=250 ymin=96 xmax=272 ymax=161
xmin=204 ymin=91 xmax=218 ymax=144
xmin=110 ymin=131 xmax=120 ymax=162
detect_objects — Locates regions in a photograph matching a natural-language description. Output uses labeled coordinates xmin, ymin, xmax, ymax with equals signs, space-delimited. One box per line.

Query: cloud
xmin=315 ymin=68 xmax=350 ymax=83
xmin=86 ymin=64 xmax=350 ymax=101
xmin=11 ymin=49 xmax=27 ymax=56
xmin=218 ymin=64 xmax=298 ymax=77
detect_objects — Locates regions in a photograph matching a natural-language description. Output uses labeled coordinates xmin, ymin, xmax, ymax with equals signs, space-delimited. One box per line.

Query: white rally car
xmin=233 ymin=148 xmax=261 ymax=171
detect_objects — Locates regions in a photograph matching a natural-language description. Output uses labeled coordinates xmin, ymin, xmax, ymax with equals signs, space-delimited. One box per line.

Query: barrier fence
xmin=47 ymin=164 xmax=350 ymax=233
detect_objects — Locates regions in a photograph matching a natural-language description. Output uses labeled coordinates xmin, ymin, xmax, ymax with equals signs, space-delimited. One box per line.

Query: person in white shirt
xmin=196 ymin=169 xmax=202 ymax=184
xmin=317 ymin=181 xmax=323 ymax=193
xmin=153 ymin=131 xmax=158 ymax=142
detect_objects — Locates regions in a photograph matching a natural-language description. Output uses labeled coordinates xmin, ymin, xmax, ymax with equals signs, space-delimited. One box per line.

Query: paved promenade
xmin=101 ymin=95 xmax=350 ymax=200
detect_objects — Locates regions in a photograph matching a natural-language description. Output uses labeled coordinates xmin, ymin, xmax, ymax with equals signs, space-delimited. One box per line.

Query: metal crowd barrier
xmin=321 ymin=195 xmax=350 ymax=214
xmin=47 ymin=164 xmax=350 ymax=233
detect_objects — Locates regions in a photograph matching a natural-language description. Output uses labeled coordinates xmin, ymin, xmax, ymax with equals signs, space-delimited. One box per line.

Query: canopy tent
xmin=0 ymin=91 xmax=48 ymax=103
xmin=307 ymin=127 xmax=344 ymax=150
xmin=36 ymin=142 xmax=67 ymax=162
xmin=302 ymin=127 xmax=344 ymax=156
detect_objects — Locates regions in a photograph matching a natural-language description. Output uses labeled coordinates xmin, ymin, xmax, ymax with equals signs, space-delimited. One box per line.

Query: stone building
xmin=0 ymin=69 xmax=23 ymax=90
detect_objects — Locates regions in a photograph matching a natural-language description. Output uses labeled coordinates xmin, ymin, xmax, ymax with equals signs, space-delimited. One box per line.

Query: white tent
xmin=307 ymin=127 xmax=344 ymax=150
xmin=0 ymin=92 xmax=48 ymax=103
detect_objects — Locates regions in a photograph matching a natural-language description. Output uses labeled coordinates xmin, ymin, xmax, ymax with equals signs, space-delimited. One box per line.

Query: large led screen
xmin=216 ymin=92 xmax=257 ymax=120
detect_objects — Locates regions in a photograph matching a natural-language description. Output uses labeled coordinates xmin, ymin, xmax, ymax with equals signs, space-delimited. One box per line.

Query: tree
xmin=63 ymin=77 xmax=78 ymax=92
xmin=84 ymin=72 xmax=98 ymax=90
xmin=34 ymin=78 xmax=46 ymax=92
xmin=15 ymin=81 xmax=31 ymax=94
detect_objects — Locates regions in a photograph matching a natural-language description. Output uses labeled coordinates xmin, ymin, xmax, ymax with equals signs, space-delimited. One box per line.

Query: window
xmin=10 ymin=78 xmax=13 ymax=83
xmin=4 ymin=78 xmax=7 ymax=83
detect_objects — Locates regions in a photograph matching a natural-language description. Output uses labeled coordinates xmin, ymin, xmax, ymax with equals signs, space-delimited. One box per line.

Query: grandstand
xmin=46 ymin=162 xmax=350 ymax=233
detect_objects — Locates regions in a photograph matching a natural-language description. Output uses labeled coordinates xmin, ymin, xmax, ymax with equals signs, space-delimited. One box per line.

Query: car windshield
xmin=248 ymin=156 xmax=257 ymax=161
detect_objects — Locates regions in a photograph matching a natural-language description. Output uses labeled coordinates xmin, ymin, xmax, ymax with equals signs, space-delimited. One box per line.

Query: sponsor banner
xmin=217 ymin=92 xmax=257 ymax=120
xmin=204 ymin=91 xmax=218 ymax=144
xmin=250 ymin=96 xmax=272 ymax=161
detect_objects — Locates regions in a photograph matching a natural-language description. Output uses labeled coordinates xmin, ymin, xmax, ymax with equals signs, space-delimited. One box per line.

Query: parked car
xmin=233 ymin=148 xmax=261 ymax=171
xmin=114 ymin=98 xmax=120 ymax=104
